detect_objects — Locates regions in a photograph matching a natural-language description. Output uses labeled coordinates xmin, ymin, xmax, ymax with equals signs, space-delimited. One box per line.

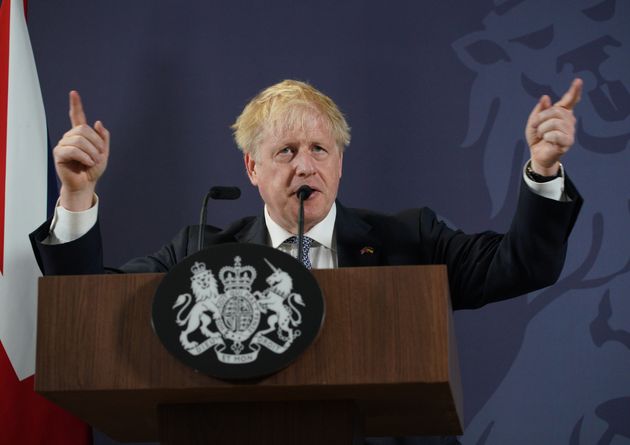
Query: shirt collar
xmin=264 ymin=203 xmax=337 ymax=250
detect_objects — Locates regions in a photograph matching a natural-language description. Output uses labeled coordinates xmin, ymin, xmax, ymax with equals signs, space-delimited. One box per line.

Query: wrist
xmin=526 ymin=160 xmax=562 ymax=183
xmin=59 ymin=186 xmax=96 ymax=211
xmin=529 ymin=159 xmax=561 ymax=177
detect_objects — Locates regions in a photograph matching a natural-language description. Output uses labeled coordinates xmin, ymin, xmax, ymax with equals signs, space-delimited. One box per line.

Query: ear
xmin=338 ymin=151 xmax=343 ymax=178
xmin=244 ymin=153 xmax=258 ymax=186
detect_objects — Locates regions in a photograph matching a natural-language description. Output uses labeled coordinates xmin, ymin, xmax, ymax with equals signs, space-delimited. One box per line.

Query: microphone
xmin=296 ymin=185 xmax=313 ymax=266
xmin=198 ymin=186 xmax=241 ymax=252
xmin=209 ymin=186 xmax=241 ymax=200
xmin=297 ymin=185 xmax=313 ymax=201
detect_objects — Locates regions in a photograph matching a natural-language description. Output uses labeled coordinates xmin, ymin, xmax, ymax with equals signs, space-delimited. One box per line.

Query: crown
xmin=219 ymin=256 xmax=257 ymax=291
xmin=191 ymin=261 xmax=209 ymax=276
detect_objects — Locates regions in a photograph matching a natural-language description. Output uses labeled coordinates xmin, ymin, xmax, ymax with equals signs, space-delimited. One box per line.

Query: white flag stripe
xmin=0 ymin=0 xmax=48 ymax=381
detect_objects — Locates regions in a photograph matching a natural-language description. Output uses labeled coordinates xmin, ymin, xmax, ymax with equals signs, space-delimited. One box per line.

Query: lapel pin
xmin=360 ymin=246 xmax=375 ymax=255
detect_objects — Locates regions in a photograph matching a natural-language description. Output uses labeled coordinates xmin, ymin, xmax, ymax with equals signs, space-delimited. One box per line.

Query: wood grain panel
xmin=35 ymin=265 xmax=462 ymax=441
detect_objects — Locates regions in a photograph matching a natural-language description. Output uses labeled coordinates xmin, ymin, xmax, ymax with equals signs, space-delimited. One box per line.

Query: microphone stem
xmin=197 ymin=186 xmax=242 ymax=253
xmin=198 ymin=190 xmax=212 ymax=252
xmin=297 ymin=194 xmax=306 ymax=263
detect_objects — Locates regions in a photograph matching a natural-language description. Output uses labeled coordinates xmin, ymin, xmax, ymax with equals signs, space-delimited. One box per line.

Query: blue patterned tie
xmin=285 ymin=236 xmax=313 ymax=269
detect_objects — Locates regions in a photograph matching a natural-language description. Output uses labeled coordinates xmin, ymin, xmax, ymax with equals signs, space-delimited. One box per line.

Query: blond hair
xmin=231 ymin=80 xmax=350 ymax=158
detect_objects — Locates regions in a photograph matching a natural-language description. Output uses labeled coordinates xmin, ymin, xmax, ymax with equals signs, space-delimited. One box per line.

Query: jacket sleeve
xmin=29 ymin=218 xmax=197 ymax=275
xmin=420 ymin=176 xmax=582 ymax=310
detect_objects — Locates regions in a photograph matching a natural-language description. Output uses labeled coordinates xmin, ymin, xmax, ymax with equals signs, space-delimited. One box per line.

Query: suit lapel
xmin=234 ymin=215 xmax=268 ymax=245
xmin=231 ymin=204 xmax=381 ymax=268
xmin=335 ymin=202 xmax=381 ymax=268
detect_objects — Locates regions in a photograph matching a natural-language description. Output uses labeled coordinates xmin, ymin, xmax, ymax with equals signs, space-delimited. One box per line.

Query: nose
xmin=293 ymin=150 xmax=315 ymax=177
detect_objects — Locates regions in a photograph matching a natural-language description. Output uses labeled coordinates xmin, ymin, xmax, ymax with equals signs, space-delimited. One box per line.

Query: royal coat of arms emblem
xmin=173 ymin=256 xmax=305 ymax=363
xmin=152 ymin=243 xmax=324 ymax=379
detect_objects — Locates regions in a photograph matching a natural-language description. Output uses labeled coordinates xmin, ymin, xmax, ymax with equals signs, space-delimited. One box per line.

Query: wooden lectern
xmin=35 ymin=265 xmax=463 ymax=444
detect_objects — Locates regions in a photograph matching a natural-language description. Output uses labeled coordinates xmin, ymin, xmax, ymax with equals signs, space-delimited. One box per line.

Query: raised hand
xmin=53 ymin=91 xmax=110 ymax=211
xmin=526 ymin=78 xmax=582 ymax=176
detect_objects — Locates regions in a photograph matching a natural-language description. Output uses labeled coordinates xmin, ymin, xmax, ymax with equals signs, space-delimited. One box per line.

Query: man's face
xmin=244 ymin=111 xmax=343 ymax=233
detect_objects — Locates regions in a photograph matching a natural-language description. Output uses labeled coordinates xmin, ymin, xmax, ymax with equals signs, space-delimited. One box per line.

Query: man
xmin=30 ymin=79 xmax=582 ymax=442
xmin=31 ymin=78 xmax=582 ymax=308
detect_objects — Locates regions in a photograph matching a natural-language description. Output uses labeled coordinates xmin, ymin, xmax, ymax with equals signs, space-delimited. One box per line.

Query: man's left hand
xmin=526 ymin=78 xmax=583 ymax=176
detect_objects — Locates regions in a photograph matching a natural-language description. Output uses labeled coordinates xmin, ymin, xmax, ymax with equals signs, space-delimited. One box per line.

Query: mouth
xmin=292 ymin=186 xmax=320 ymax=199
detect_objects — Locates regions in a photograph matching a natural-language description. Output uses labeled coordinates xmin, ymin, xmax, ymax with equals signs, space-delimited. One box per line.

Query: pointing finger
xmin=554 ymin=78 xmax=583 ymax=111
xmin=69 ymin=90 xmax=88 ymax=127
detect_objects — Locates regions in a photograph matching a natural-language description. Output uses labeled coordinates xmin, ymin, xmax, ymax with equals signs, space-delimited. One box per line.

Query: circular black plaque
xmin=152 ymin=243 xmax=325 ymax=379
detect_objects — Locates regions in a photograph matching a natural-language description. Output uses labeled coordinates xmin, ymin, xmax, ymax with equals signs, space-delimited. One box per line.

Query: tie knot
xmin=285 ymin=235 xmax=313 ymax=247
xmin=285 ymin=236 xmax=314 ymax=269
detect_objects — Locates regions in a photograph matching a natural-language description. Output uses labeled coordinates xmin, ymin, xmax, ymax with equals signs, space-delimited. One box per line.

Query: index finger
xmin=69 ymin=90 xmax=88 ymax=127
xmin=554 ymin=78 xmax=583 ymax=111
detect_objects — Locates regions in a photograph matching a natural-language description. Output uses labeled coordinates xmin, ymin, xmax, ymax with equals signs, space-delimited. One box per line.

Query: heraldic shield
xmin=152 ymin=243 xmax=325 ymax=379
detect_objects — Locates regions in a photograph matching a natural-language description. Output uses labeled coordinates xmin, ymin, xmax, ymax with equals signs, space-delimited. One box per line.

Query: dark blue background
xmin=28 ymin=0 xmax=630 ymax=443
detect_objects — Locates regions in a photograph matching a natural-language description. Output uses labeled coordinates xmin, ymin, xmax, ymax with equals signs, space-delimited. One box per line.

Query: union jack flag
xmin=0 ymin=1 xmax=89 ymax=443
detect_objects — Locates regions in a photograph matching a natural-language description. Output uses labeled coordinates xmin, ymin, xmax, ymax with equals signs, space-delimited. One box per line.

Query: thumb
xmin=94 ymin=120 xmax=110 ymax=153
xmin=539 ymin=94 xmax=552 ymax=111
xmin=527 ymin=95 xmax=551 ymax=129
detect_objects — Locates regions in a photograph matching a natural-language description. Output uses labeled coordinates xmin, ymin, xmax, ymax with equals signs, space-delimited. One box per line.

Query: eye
xmin=277 ymin=147 xmax=294 ymax=155
xmin=312 ymin=145 xmax=329 ymax=157
xmin=274 ymin=146 xmax=294 ymax=162
xmin=582 ymin=0 xmax=616 ymax=21
xmin=509 ymin=25 xmax=554 ymax=49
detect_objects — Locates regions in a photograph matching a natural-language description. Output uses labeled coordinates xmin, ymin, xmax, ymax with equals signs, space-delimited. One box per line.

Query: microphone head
xmin=209 ymin=186 xmax=241 ymax=200
xmin=297 ymin=185 xmax=313 ymax=201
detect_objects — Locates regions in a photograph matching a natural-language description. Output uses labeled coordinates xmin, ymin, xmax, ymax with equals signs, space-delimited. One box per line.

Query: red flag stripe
xmin=0 ymin=341 xmax=91 ymax=444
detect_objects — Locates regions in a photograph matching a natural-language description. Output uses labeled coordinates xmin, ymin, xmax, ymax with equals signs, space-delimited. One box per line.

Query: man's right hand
xmin=54 ymin=91 xmax=110 ymax=211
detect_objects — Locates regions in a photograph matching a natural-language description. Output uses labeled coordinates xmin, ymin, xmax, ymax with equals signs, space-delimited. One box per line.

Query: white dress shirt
xmin=45 ymin=196 xmax=100 ymax=244
xmin=264 ymin=203 xmax=337 ymax=269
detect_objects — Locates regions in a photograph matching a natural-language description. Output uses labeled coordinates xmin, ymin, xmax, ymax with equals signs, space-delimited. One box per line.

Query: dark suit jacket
xmin=30 ymin=179 xmax=582 ymax=310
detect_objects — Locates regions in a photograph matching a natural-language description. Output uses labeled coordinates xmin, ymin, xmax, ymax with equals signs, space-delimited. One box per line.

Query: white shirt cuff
xmin=522 ymin=163 xmax=567 ymax=202
xmin=44 ymin=195 xmax=99 ymax=245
